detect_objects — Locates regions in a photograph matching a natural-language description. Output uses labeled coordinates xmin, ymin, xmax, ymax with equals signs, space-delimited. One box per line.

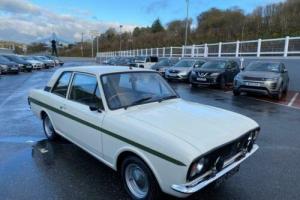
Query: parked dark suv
xmin=190 ymin=60 xmax=240 ymax=89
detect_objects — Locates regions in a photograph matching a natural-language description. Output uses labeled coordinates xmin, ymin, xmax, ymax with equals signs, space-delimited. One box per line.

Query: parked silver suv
xmin=233 ymin=61 xmax=289 ymax=100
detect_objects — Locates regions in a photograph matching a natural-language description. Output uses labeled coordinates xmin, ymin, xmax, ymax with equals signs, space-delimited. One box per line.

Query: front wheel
xmin=121 ymin=156 xmax=161 ymax=200
xmin=219 ymin=76 xmax=226 ymax=89
xmin=233 ymin=89 xmax=240 ymax=96
xmin=43 ymin=114 xmax=58 ymax=140
xmin=272 ymin=85 xmax=283 ymax=100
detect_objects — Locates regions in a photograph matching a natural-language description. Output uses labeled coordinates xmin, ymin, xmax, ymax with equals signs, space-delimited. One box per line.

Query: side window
xmin=233 ymin=61 xmax=239 ymax=70
xmin=52 ymin=72 xmax=72 ymax=97
xmin=69 ymin=73 xmax=104 ymax=110
xmin=280 ymin=64 xmax=285 ymax=71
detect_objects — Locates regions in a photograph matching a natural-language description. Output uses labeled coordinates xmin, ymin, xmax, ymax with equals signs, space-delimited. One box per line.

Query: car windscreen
xmin=37 ymin=56 xmax=47 ymax=60
xmin=135 ymin=56 xmax=146 ymax=62
xmin=174 ymin=60 xmax=195 ymax=68
xmin=245 ymin=62 xmax=280 ymax=73
xmin=101 ymin=72 xmax=178 ymax=110
xmin=0 ymin=56 xmax=10 ymax=62
xmin=201 ymin=61 xmax=226 ymax=69
xmin=5 ymin=55 xmax=24 ymax=62
xmin=156 ymin=59 xmax=169 ymax=67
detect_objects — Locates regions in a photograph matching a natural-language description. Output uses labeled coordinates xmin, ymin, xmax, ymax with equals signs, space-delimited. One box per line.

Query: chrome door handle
xmin=59 ymin=105 xmax=66 ymax=110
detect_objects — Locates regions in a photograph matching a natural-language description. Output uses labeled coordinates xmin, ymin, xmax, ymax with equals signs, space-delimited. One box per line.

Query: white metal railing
xmin=96 ymin=36 xmax=300 ymax=59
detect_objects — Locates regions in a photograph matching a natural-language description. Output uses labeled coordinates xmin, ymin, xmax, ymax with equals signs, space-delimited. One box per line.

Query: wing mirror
xmin=89 ymin=106 xmax=103 ymax=113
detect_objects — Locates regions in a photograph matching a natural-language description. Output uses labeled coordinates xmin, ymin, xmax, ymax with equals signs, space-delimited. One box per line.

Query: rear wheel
xmin=42 ymin=114 xmax=58 ymax=140
xmin=121 ymin=156 xmax=161 ymax=200
xmin=283 ymin=81 xmax=289 ymax=94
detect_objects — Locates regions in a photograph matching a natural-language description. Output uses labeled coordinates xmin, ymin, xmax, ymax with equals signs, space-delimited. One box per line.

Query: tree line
xmin=30 ymin=0 xmax=300 ymax=56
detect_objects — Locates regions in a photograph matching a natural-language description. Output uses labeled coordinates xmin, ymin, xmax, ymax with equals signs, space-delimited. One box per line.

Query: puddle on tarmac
xmin=0 ymin=135 xmax=45 ymax=144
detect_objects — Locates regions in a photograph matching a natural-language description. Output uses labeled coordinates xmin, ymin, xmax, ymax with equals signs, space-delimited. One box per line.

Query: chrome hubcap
xmin=44 ymin=116 xmax=54 ymax=137
xmin=125 ymin=163 xmax=149 ymax=198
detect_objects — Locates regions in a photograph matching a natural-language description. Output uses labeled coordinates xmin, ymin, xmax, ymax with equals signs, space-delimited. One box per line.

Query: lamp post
xmin=119 ymin=25 xmax=123 ymax=53
xmin=184 ymin=0 xmax=190 ymax=48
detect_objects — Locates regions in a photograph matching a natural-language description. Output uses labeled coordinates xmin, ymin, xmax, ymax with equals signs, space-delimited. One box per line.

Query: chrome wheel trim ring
xmin=44 ymin=116 xmax=54 ymax=138
xmin=125 ymin=163 xmax=149 ymax=199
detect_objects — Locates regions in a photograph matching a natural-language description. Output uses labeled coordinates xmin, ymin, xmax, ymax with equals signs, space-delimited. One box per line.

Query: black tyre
xmin=42 ymin=114 xmax=58 ymax=140
xmin=121 ymin=156 xmax=161 ymax=200
xmin=219 ymin=76 xmax=226 ymax=89
xmin=283 ymin=82 xmax=289 ymax=94
xmin=233 ymin=89 xmax=240 ymax=96
xmin=26 ymin=69 xmax=32 ymax=72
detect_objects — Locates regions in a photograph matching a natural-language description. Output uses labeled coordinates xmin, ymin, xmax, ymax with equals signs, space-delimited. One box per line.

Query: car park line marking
xmin=245 ymin=96 xmax=300 ymax=110
xmin=203 ymin=87 xmax=300 ymax=110
xmin=288 ymin=92 xmax=299 ymax=107
xmin=28 ymin=97 xmax=187 ymax=166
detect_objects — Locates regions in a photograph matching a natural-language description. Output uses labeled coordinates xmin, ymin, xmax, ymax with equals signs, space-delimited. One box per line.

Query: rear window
xmin=52 ymin=72 xmax=72 ymax=97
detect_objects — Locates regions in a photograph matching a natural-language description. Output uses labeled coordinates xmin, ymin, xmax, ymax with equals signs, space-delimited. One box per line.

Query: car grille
xmin=205 ymin=132 xmax=253 ymax=171
xmin=169 ymin=70 xmax=180 ymax=73
xmin=197 ymin=72 xmax=210 ymax=77
xmin=243 ymin=76 xmax=265 ymax=81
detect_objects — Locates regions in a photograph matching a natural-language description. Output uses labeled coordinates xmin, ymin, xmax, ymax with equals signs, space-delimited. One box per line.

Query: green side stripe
xmin=29 ymin=97 xmax=186 ymax=166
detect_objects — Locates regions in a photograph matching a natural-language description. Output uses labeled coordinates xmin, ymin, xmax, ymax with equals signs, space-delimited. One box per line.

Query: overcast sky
xmin=0 ymin=0 xmax=284 ymax=43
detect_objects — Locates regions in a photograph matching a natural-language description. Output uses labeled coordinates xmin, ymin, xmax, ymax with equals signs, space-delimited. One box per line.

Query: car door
xmin=280 ymin=63 xmax=289 ymax=88
xmin=225 ymin=61 xmax=239 ymax=83
xmin=64 ymin=72 xmax=105 ymax=156
xmin=50 ymin=71 xmax=73 ymax=135
xmin=232 ymin=61 xmax=240 ymax=80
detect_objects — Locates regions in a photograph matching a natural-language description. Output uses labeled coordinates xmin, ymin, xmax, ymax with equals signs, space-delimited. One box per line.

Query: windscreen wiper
xmin=158 ymin=95 xmax=178 ymax=103
xmin=124 ymin=96 xmax=153 ymax=109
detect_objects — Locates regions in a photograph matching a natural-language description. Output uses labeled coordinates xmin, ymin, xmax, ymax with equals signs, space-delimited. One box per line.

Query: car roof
xmin=60 ymin=65 xmax=153 ymax=75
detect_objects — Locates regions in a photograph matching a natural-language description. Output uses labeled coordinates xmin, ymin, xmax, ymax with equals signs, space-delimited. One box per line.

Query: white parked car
xmin=28 ymin=66 xmax=259 ymax=200
xmin=132 ymin=56 xmax=158 ymax=69
xmin=22 ymin=56 xmax=44 ymax=69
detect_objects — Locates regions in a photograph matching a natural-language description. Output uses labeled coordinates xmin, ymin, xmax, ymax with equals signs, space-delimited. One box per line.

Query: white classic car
xmin=28 ymin=66 xmax=259 ymax=200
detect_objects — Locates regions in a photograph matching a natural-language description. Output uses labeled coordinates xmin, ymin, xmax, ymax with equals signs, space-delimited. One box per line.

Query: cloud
xmin=145 ymin=0 xmax=170 ymax=14
xmin=0 ymin=0 xmax=136 ymax=43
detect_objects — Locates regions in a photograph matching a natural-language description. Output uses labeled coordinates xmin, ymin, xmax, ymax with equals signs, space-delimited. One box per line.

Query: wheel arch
xmin=114 ymin=147 xmax=163 ymax=190
xmin=39 ymin=109 xmax=58 ymax=131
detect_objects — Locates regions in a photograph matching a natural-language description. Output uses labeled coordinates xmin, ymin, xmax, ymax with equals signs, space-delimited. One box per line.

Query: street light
xmin=90 ymin=30 xmax=100 ymax=58
xmin=119 ymin=25 xmax=123 ymax=53
xmin=184 ymin=0 xmax=190 ymax=48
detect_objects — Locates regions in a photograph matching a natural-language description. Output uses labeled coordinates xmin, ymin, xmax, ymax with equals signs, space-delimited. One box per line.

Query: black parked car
xmin=0 ymin=55 xmax=20 ymax=74
xmin=1 ymin=54 xmax=33 ymax=72
xmin=190 ymin=60 xmax=240 ymax=89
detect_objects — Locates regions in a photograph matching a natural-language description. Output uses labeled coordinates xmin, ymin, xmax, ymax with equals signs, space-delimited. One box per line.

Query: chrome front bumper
xmin=171 ymin=144 xmax=259 ymax=194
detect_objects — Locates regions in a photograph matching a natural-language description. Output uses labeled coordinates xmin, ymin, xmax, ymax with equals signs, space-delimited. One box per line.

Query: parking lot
xmin=0 ymin=60 xmax=300 ymax=200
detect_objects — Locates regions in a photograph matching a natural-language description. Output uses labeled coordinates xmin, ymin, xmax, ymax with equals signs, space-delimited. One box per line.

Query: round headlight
xmin=189 ymin=158 xmax=206 ymax=179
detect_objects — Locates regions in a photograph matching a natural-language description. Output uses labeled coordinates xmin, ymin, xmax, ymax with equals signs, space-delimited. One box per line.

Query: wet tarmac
xmin=0 ymin=61 xmax=300 ymax=200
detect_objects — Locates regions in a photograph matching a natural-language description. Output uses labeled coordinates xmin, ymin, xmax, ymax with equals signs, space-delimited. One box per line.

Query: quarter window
xmin=69 ymin=73 xmax=104 ymax=110
xmin=52 ymin=72 xmax=72 ymax=97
